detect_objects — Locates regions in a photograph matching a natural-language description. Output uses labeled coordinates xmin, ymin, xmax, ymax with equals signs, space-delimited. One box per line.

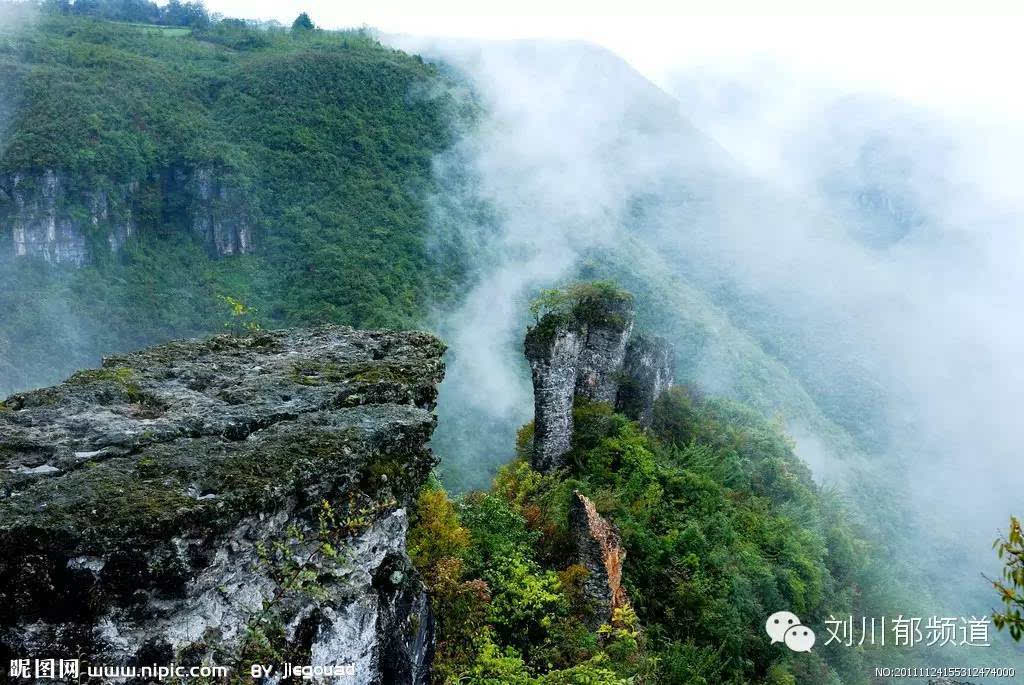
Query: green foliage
xmin=572 ymin=390 xmax=857 ymax=682
xmin=528 ymin=281 xmax=634 ymax=339
xmin=33 ymin=0 xmax=210 ymax=28
xmin=291 ymin=12 xmax=314 ymax=32
xmin=992 ymin=515 xmax=1024 ymax=641
xmin=219 ymin=295 xmax=262 ymax=336
xmin=0 ymin=11 xmax=469 ymax=396
xmin=484 ymin=555 xmax=565 ymax=653
xmin=408 ymin=482 xmax=471 ymax=573
xmin=411 ymin=380 xmax=895 ymax=684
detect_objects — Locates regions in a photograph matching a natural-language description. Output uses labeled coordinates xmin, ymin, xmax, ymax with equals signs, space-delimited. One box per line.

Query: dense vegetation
xmin=0 ymin=5 xmax=469 ymax=393
xmin=40 ymin=0 xmax=210 ymax=28
xmin=411 ymin=389 xmax=901 ymax=684
xmin=0 ymin=8 xmax=1018 ymax=678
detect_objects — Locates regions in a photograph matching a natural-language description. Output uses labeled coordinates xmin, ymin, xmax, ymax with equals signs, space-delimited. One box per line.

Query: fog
xmin=667 ymin=62 xmax=1024 ymax=610
xmin=668 ymin=60 xmax=1024 ymax=542
xmin=399 ymin=38 xmax=734 ymax=488
xmin=390 ymin=35 xmax=1024 ymax=618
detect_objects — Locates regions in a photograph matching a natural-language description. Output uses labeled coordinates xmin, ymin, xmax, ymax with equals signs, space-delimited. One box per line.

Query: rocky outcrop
xmin=0 ymin=326 xmax=445 ymax=683
xmin=569 ymin=491 xmax=628 ymax=629
xmin=190 ymin=166 xmax=254 ymax=257
xmin=0 ymin=166 xmax=254 ymax=266
xmin=524 ymin=288 xmax=673 ymax=472
xmin=574 ymin=297 xmax=634 ymax=404
xmin=616 ymin=333 xmax=675 ymax=426
xmin=524 ymin=326 xmax=586 ymax=472
xmin=0 ymin=170 xmax=135 ymax=266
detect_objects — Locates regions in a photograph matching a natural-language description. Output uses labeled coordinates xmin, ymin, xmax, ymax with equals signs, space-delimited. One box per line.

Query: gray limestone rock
xmin=524 ymin=327 xmax=585 ymax=473
xmin=615 ymin=333 xmax=675 ymax=426
xmin=574 ymin=299 xmax=634 ymax=404
xmin=0 ymin=166 xmax=254 ymax=266
xmin=0 ymin=325 xmax=444 ymax=683
xmin=0 ymin=170 xmax=131 ymax=266
xmin=191 ymin=166 xmax=254 ymax=258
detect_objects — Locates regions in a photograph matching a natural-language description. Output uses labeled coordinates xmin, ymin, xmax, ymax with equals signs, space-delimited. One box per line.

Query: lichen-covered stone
xmin=0 ymin=325 xmax=444 ymax=683
xmin=568 ymin=491 xmax=628 ymax=629
xmin=574 ymin=298 xmax=634 ymax=404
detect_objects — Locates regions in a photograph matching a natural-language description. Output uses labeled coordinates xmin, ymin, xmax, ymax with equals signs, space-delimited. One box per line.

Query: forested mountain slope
xmin=0 ymin=8 xmax=466 ymax=393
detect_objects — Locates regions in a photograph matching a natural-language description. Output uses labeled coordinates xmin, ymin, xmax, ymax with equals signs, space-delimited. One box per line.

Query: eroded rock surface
xmin=524 ymin=327 xmax=585 ymax=472
xmin=524 ymin=290 xmax=673 ymax=472
xmin=0 ymin=166 xmax=253 ymax=266
xmin=574 ymin=298 xmax=634 ymax=404
xmin=569 ymin=491 xmax=628 ymax=629
xmin=190 ymin=166 xmax=254 ymax=257
xmin=0 ymin=170 xmax=134 ymax=266
xmin=0 ymin=326 xmax=444 ymax=683
xmin=616 ymin=333 xmax=674 ymax=426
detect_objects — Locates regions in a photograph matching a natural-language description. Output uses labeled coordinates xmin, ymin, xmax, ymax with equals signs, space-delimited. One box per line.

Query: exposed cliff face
xmin=0 ymin=170 xmax=134 ymax=266
xmin=0 ymin=326 xmax=444 ymax=683
xmin=0 ymin=166 xmax=253 ymax=266
xmin=190 ymin=166 xmax=254 ymax=257
xmin=574 ymin=298 xmax=635 ymax=404
xmin=524 ymin=327 xmax=586 ymax=472
xmin=616 ymin=333 xmax=675 ymax=426
xmin=524 ymin=295 xmax=673 ymax=471
xmin=569 ymin=491 xmax=628 ymax=629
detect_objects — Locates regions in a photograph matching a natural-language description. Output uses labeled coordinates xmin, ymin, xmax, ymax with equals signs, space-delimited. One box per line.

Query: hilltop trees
xmin=291 ymin=11 xmax=314 ymax=31
xmin=38 ymin=0 xmax=211 ymax=26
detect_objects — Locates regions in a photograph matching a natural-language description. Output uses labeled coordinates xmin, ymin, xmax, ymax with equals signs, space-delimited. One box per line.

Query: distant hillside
xmin=0 ymin=8 xmax=468 ymax=393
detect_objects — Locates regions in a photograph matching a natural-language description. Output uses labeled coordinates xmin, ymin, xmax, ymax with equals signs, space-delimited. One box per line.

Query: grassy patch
xmin=67 ymin=366 xmax=143 ymax=401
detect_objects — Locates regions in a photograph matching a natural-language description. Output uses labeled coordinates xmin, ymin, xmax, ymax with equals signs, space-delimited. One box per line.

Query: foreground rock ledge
xmin=0 ymin=326 xmax=445 ymax=684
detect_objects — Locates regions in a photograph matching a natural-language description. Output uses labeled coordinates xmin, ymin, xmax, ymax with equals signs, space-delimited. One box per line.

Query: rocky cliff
xmin=0 ymin=170 xmax=134 ymax=266
xmin=616 ymin=333 xmax=675 ymax=426
xmin=573 ymin=298 xmax=635 ymax=404
xmin=524 ymin=325 xmax=586 ymax=472
xmin=0 ymin=326 xmax=445 ymax=683
xmin=0 ymin=166 xmax=254 ymax=266
xmin=524 ymin=287 xmax=673 ymax=472
xmin=188 ymin=166 xmax=254 ymax=258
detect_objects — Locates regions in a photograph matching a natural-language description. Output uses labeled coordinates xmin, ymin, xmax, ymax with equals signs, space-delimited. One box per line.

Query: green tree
xmin=992 ymin=516 xmax=1024 ymax=640
xmin=291 ymin=12 xmax=314 ymax=31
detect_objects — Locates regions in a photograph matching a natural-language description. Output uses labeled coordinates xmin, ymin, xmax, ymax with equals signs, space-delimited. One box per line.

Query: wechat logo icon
xmin=765 ymin=611 xmax=816 ymax=652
